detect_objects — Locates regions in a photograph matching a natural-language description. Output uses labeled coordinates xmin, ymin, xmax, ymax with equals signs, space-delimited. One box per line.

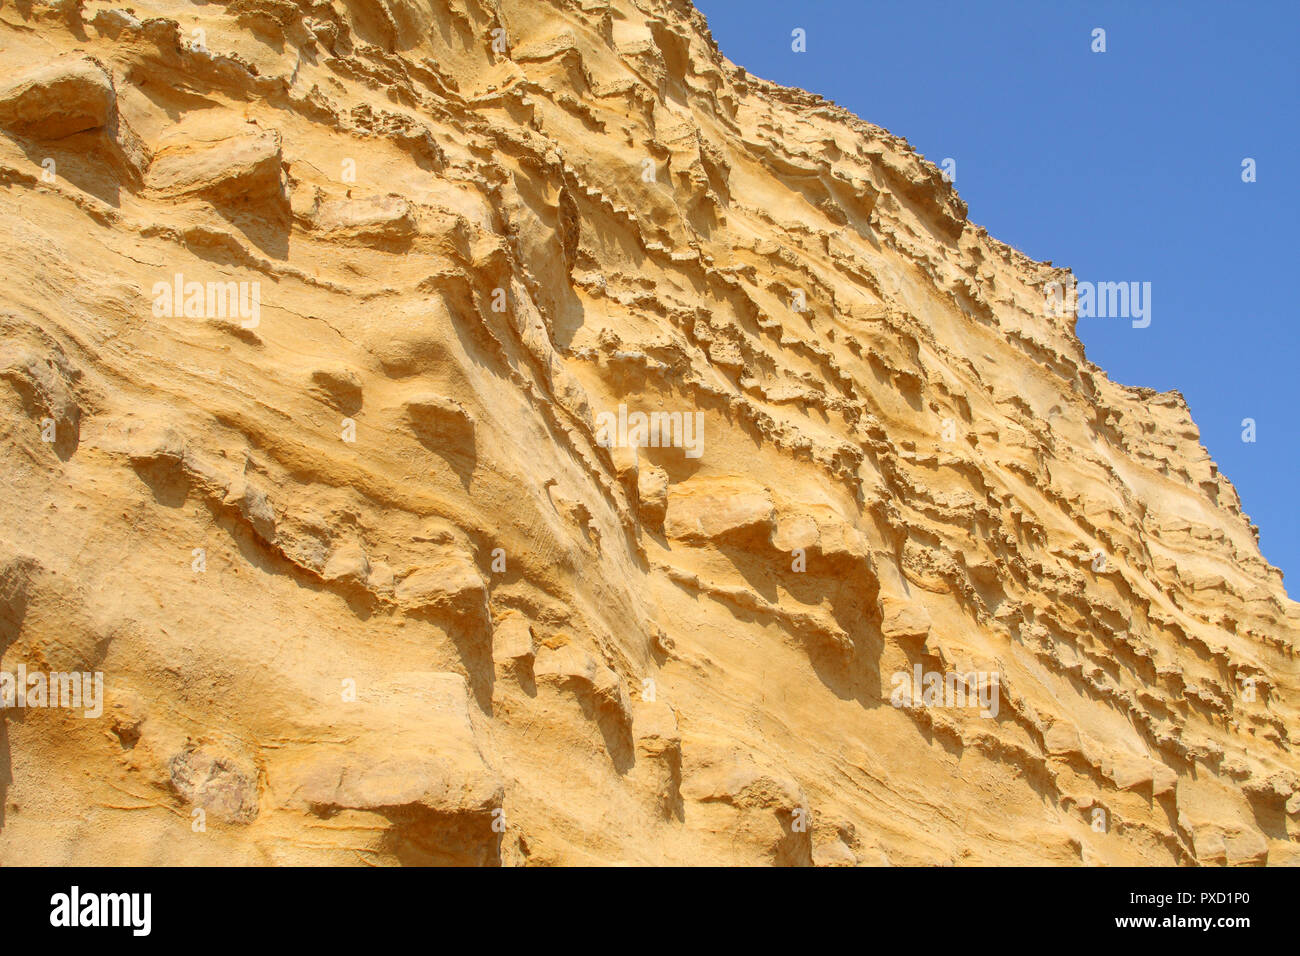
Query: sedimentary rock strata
xmin=0 ymin=0 xmax=1295 ymax=866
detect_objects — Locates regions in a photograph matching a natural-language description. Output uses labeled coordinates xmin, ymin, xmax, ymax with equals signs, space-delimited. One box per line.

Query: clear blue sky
xmin=695 ymin=0 xmax=1298 ymax=594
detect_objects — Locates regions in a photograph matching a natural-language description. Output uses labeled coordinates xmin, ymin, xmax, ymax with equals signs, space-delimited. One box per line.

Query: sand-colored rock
xmin=0 ymin=0 xmax=1295 ymax=866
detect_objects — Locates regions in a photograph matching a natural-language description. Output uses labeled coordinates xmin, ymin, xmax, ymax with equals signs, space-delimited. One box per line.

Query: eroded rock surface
xmin=0 ymin=0 xmax=1295 ymax=866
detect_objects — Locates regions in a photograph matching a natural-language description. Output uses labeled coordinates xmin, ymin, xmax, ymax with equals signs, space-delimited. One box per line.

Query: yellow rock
xmin=0 ymin=0 xmax=1293 ymax=867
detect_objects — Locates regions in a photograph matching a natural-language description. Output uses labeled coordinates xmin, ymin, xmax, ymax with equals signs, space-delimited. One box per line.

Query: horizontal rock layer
xmin=0 ymin=0 xmax=1295 ymax=866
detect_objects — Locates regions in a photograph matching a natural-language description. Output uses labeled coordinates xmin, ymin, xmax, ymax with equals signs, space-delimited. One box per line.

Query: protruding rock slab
xmin=286 ymin=672 xmax=504 ymax=865
xmin=0 ymin=58 xmax=115 ymax=139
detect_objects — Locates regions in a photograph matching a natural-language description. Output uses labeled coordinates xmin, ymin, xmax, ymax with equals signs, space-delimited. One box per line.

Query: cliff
xmin=0 ymin=0 xmax=1296 ymax=865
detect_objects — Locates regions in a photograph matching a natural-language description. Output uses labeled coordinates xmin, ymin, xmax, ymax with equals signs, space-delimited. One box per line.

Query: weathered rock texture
xmin=0 ymin=0 xmax=1296 ymax=866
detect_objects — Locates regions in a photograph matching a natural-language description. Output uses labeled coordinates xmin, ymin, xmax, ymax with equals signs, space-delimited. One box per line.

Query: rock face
xmin=0 ymin=1 xmax=1295 ymax=867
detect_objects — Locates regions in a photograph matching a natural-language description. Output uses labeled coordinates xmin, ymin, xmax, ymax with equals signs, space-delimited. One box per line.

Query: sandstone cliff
xmin=0 ymin=0 xmax=1295 ymax=866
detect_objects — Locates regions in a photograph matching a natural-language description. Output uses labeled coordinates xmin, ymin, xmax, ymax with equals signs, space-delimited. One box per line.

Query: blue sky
xmin=695 ymin=0 xmax=1298 ymax=593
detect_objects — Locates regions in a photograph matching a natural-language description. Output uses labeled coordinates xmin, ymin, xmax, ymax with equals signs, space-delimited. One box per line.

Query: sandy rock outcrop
xmin=0 ymin=0 xmax=1295 ymax=866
